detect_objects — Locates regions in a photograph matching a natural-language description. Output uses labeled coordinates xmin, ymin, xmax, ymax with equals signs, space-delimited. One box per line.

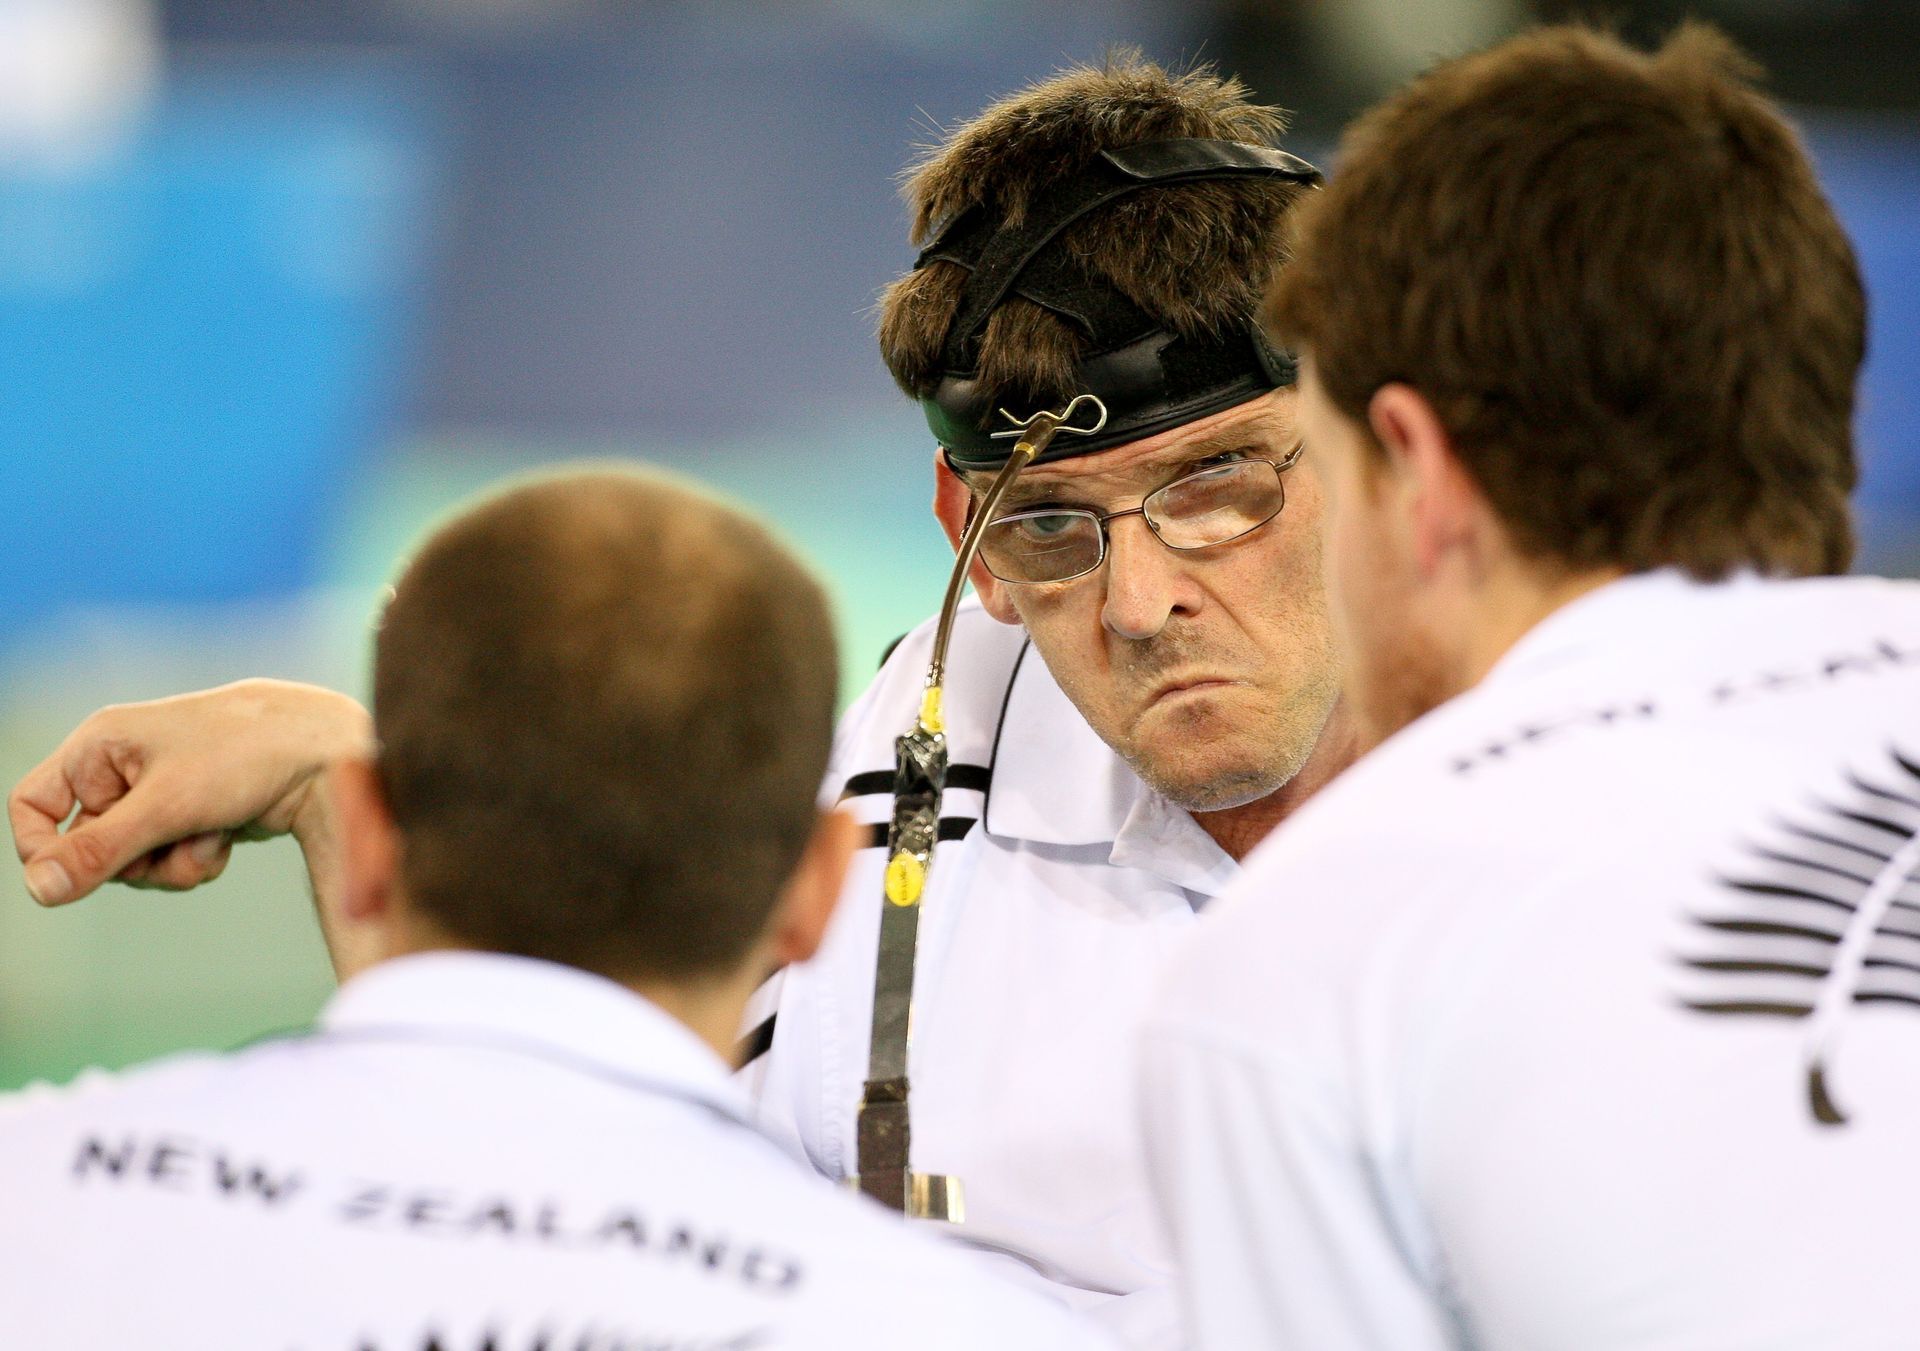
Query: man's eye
xmin=1013 ymin=513 xmax=1082 ymax=541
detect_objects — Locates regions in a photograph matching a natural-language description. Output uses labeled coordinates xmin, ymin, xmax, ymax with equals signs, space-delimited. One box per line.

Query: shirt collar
xmin=1110 ymin=788 xmax=1239 ymax=898
xmin=984 ymin=639 xmax=1238 ymax=900
xmin=321 ymin=950 xmax=751 ymax=1127
xmin=1479 ymin=567 xmax=1741 ymax=689
xmin=985 ymin=643 xmax=1143 ymax=846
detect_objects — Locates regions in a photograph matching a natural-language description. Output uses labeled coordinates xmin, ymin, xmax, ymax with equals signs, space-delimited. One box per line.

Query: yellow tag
xmin=918 ymin=686 xmax=945 ymax=735
xmin=884 ymin=851 xmax=926 ymax=907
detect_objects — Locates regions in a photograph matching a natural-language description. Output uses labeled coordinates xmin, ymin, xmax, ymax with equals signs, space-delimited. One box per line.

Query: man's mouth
xmin=1146 ymin=674 xmax=1239 ymax=706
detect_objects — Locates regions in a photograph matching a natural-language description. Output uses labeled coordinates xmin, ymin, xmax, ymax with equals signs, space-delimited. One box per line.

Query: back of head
xmin=879 ymin=52 xmax=1317 ymax=461
xmin=373 ymin=467 xmax=839 ymax=983
xmin=1266 ymin=23 xmax=1865 ymax=579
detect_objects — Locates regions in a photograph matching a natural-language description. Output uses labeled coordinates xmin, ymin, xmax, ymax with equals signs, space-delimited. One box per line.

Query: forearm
xmin=291 ymin=773 xmax=358 ymax=979
xmin=282 ymin=688 xmax=374 ymax=980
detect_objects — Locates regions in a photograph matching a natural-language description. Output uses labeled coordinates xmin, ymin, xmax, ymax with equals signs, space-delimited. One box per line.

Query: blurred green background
xmin=3 ymin=0 xmax=1916 ymax=1089
xmin=0 ymin=424 xmax=956 ymax=1086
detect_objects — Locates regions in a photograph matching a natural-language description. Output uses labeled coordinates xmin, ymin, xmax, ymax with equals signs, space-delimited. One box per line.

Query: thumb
xmin=23 ymin=781 xmax=181 ymax=907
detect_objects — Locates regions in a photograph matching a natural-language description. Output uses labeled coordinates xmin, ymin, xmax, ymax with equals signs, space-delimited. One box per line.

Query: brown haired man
xmin=1144 ymin=25 xmax=1920 ymax=1349
xmin=0 ymin=468 xmax=1113 ymax=1349
xmin=10 ymin=58 xmax=1347 ymax=1346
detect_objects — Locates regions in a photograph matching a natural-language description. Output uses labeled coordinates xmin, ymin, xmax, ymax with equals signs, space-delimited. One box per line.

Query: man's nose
xmin=1100 ymin=515 xmax=1200 ymax=641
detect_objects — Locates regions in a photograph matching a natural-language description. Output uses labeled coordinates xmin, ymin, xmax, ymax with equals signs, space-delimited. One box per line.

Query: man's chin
xmin=1129 ymin=750 xmax=1298 ymax=815
xmin=1122 ymin=691 xmax=1327 ymax=813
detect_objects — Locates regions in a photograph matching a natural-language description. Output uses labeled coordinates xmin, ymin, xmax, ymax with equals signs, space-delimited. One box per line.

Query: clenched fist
xmin=9 ymin=679 xmax=371 ymax=907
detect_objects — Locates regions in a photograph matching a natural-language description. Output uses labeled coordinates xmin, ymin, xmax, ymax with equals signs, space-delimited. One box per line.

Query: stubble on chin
xmin=1122 ymin=678 xmax=1335 ymax=814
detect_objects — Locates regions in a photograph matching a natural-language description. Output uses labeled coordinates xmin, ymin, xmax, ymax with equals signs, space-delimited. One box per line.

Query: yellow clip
xmin=918 ymin=686 xmax=945 ymax=736
xmin=884 ymin=851 xmax=926 ymax=907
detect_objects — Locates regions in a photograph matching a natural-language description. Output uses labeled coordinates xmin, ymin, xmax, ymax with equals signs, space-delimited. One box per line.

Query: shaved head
xmin=373 ymin=466 xmax=839 ymax=981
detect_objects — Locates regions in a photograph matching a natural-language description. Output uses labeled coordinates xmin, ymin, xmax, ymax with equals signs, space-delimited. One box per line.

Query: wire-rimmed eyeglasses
xmin=978 ymin=445 xmax=1304 ymax=585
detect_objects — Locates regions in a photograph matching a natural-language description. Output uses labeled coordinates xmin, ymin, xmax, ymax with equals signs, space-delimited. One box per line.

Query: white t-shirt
xmin=748 ymin=598 xmax=1238 ymax=1350
xmin=0 ymin=950 xmax=1113 ymax=1351
xmin=1144 ymin=570 xmax=1920 ymax=1350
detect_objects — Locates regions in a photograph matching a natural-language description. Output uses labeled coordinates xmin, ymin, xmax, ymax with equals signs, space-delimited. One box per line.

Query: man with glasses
xmin=715 ymin=57 xmax=1349 ymax=1348
xmin=10 ymin=56 xmax=1350 ymax=1348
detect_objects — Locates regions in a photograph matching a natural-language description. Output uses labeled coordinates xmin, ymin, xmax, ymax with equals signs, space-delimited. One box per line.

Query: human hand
xmin=8 ymin=679 xmax=372 ymax=907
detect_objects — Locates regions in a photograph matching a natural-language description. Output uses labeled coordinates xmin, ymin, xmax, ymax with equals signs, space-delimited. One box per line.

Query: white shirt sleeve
xmin=1139 ymin=1026 xmax=1458 ymax=1351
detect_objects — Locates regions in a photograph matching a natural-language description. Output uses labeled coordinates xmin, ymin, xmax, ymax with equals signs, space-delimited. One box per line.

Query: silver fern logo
xmin=1679 ymin=747 xmax=1920 ymax=1126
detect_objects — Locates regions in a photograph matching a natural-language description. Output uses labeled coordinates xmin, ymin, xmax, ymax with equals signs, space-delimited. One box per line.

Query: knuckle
xmin=82 ymin=705 xmax=130 ymax=738
xmin=63 ymin=830 xmax=115 ymax=879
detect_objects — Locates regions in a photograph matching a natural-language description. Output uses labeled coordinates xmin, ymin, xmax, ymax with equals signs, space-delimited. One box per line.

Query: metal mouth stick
xmin=853 ymin=394 xmax=1107 ymax=1220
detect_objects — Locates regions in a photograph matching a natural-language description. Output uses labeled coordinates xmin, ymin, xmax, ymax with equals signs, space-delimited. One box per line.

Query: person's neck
xmin=357 ymin=915 xmax=760 ymax=1067
xmin=629 ymin=972 xmax=759 ymax=1065
xmin=1455 ymin=560 xmax=1626 ymax=693
xmin=1192 ymin=699 xmax=1363 ymax=862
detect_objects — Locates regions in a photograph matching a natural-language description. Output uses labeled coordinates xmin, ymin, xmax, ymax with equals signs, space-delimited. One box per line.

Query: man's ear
xmin=931 ymin=450 xmax=1021 ymax=625
xmin=766 ymin=809 xmax=861 ymax=968
xmin=320 ymin=757 xmax=401 ymax=980
xmin=1365 ymin=384 xmax=1485 ymax=579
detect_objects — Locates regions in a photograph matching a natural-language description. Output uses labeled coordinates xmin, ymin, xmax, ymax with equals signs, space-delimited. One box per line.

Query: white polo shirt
xmin=0 ymin=950 xmax=1113 ymax=1350
xmin=1145 ymin=571 xmax=1920 ymax=1350
xmin=749 ymin=598 xmax=1237 ymax=1350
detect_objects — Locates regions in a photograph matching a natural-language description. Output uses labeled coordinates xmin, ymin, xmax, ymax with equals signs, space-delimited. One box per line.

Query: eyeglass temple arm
xmin=919 ymin=396 xmax=1107 ymax=733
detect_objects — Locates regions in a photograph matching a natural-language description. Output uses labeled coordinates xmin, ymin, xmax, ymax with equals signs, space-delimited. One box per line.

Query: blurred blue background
xmin=1 ymin=0 xmax=1914 ymax=1087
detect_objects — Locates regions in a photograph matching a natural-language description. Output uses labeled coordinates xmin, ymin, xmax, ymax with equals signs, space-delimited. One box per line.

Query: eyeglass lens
xmin=979 ymin=459 xmax=1288 ymax=584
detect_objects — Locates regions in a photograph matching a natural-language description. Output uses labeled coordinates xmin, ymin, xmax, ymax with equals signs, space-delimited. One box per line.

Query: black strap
xmin=921 ymin=139 xmax=1319 ymax=369
xmin=857 ymin=725 xmax=945 ymax=1209
xmin=915 ymin=138 xmax=1320 ymax=464
xmin=852 ymin=640 xmax=1025 ymax=1212
xmin=927 ymin=327 xmax=1286 ymax=468
xmin=863 ymin=817 xmax=975 ymax=850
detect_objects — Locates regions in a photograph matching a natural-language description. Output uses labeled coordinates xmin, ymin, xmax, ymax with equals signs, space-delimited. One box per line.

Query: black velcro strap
xmin=928 ymin=327 xmax=1287 ymax=469
xmin=1103 ymin=138 xmax=1318 ymax=183
xmin=856 ymin=1083 xmax=911 ymax=1212
xmin=914 ymin=138 xmax=1319 ymax=465
xmin=862 ymin=817 xmax=975 ymax=850
xmin=865 ymin=892 xmax=924 ymax=1091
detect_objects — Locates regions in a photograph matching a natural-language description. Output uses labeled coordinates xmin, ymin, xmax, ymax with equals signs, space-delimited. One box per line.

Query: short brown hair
xmin=373 ymin=467 xmax=839 ymax=981
xmin=879 ymin=52 xmax=1313 ymax=413
xmin=1266 ymin=23 xmax=1864 ymax=578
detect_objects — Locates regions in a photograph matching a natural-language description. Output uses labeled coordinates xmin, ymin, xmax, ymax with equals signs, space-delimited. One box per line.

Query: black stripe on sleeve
xmin=840 ymin=764 xmax=991 ymax=801
xmin=736 ymin=1014 xmax=777 ymax=1068
xmin=948 ymin=764 xmax=991 ymax=794
xmin=840 ymin=769 xmax=893 ymax=799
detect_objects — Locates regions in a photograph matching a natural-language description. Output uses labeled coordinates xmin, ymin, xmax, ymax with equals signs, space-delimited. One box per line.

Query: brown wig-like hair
xmin=878 ymin=52 xmax=1312 ymax=416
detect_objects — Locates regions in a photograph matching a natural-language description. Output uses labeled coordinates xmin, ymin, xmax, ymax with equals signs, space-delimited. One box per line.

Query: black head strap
xmin=915 ymin=137 xmax=1321 ymax=469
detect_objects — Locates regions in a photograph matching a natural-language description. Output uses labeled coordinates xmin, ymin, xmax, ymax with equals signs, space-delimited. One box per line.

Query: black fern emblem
xmin=1678 ymin=746 xmax=1920 ymax=1126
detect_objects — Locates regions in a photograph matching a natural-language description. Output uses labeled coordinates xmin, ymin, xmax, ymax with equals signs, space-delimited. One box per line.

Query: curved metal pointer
xmin=854 ymin=393 xmax=1107 ymax=1218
